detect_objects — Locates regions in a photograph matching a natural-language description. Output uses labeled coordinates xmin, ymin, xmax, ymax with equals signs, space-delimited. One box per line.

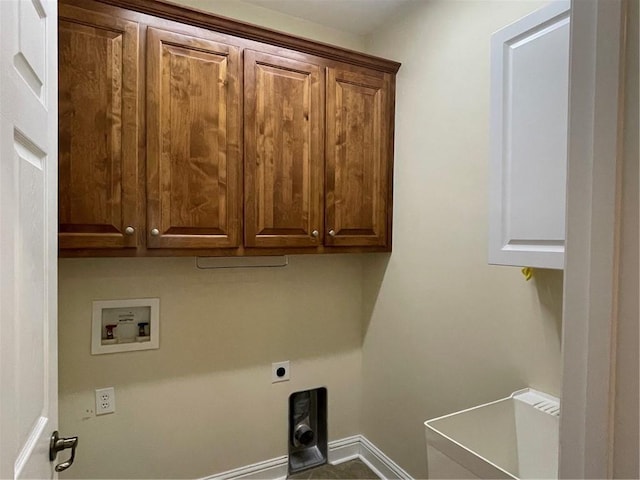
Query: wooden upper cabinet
xmin=57 ymin=0 xmax=399 ymax=256
xmin=244 ymin=50 xmax=323 ymax=248
xmin=146 ymin=27 xmax=242 ymax=249
xmin=325 ymin=67 xmax=392 ymax=247
xmin=58 ymin=5 xmax=140 ymax=249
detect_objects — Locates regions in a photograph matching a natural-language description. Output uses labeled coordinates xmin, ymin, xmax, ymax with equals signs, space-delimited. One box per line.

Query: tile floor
xmin=288 ymin=459 xmax=380 ymax=480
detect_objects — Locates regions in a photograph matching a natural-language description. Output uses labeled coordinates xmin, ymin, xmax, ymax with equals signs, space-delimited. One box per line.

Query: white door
xmin=0 ymin=0 xmax=64 ymax=478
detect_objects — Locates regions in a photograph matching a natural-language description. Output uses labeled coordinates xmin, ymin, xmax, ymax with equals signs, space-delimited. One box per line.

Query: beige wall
xmin=361 ymin=2 xmax=562 ymax=477
xmin=59 ymin=255 xmax=365 ymax=478
xmin=58 ymin=3 xmax=366 ymax=478
xmin=59 ymin=1 xmax=568 ymax=479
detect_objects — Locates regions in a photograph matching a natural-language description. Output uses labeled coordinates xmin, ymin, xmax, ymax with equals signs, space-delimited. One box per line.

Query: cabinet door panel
xmin=244 ymin=50 xmax=323 ymax=247
xmin=326 ymin=67 xmax=390 ymax=247
xmin=146 ymin=27 xmax=241 ymax=249
xmin=488 ymin=2 xmax=569 ymax=269
xmin=58 ymin=5 xmax=139 ymax=249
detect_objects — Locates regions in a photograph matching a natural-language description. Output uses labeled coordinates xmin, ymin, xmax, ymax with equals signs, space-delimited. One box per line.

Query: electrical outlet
xmin=95 ymin=387 xmax=116 ymax=415
xmin=272 ymin=361 xmax=290 ymax=383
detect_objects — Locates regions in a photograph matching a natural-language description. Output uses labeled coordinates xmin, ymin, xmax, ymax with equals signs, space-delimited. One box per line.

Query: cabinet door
xmin=325 ymin=67 xmax=391 ymax=247
xmin=146 ymin=28 xmax=241 ymax=249
xmin=244 ymin=50 xmax=323 ymax=247
xmin=488 ymin=1 xmax=570 ymax=269
xmin=58 ymin=5 xmax=140 ymax=249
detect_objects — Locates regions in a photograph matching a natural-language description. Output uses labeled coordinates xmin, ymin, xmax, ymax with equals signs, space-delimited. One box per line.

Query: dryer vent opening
xmin=288 ymin=387 xmax=327 ymax=475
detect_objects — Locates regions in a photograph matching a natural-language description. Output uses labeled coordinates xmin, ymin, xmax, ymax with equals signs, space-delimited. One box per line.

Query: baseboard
xmin=206 ymin=435 xmax=413 ymax=480
xmin=357 ymin=436 xmax=413 ymax=480
xmin=208 ymin=454 xmax=289 ymax=480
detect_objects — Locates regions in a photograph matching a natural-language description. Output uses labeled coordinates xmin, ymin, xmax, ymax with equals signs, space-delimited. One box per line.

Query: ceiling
xmin=241 ymin=0 xmax=412 ymax=36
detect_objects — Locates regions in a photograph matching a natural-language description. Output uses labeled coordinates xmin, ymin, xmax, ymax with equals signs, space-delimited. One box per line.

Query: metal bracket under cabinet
xmin=195 ymin=256 xmax=289 ymax=270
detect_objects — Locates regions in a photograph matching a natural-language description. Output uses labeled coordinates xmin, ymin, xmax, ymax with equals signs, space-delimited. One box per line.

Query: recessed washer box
xmin=91 ymin=298 xmax=159 ymax=355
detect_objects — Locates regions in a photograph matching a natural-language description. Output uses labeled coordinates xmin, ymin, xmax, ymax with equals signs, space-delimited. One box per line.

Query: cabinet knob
xmin=329 ymin=229 xmax=336 ymax=237
xmin=150 ymin=228 xmax=160 ymax=237
xmin=311 ymin=230 xmax=319 ymax=238
xmin=124 ymin=226 xmax=135 ymax=235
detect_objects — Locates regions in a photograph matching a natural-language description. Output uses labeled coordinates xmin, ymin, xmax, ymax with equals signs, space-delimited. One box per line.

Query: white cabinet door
xmin=488 ymin=1 xmax=570 ymax=269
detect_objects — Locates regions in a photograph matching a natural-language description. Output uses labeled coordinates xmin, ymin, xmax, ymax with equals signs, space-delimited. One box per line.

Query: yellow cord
xmin=521 ymin=267 xmax=534 ymax=281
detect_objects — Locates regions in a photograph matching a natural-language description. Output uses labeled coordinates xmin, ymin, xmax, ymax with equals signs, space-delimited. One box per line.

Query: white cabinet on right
xmin=488 ymin=1 xmax=570 ymax=270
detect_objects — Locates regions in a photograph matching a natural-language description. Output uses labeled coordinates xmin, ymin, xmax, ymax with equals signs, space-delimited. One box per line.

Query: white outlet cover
xmin=95 ymin=387 xmax=116 ymax=415
xmin=272 ymin=361 xmax=290 ymax=383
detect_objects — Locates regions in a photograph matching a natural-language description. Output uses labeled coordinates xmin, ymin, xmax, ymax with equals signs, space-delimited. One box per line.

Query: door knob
xmin=49 ymin=431 xmax=78 ymax=473
xmin=328 ymin=229 xmax=336 ymax=237
xmin=311 ymin=230 xmax=319 ymax=238
xmin=125 ymin=226 xmax=135 ymax=235
xmin=150 ymin=228 xmax=160 ymax=236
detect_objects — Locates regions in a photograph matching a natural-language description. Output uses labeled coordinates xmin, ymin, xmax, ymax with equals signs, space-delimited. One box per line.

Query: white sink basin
xmin=424 ymin=389 xmax=559 ymax=479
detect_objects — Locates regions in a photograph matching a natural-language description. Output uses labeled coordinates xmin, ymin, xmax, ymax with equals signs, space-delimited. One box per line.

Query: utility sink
xmin=424 ymin=389 xmax=559 ymax=479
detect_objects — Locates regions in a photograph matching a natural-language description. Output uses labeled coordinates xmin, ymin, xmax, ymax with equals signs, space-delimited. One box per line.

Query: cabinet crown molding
xmin=97 ymin=0 xmax=402 ymax=73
